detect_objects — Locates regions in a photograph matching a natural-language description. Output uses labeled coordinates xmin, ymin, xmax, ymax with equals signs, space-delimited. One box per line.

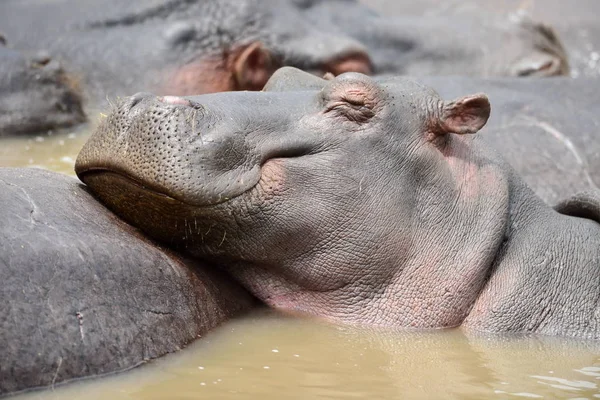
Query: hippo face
xmin=153 ymin=0 xmax=372 ymax=95
xmin=77 ymin=67 xmax=509 ymax=327
xmin=0 ymin=44 xmax=85 ymax=135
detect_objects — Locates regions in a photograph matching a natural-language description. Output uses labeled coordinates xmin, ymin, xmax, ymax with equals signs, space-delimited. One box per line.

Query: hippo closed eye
xmin=77 ymin=68 xmax=599 ymax=340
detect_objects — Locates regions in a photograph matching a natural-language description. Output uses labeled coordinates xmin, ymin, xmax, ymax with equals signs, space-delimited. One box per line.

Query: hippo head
xmin=77 ymin=67 xmax=510 ymax=328
xmin=158 ymin=0 xmax=372 ymax=95
xmin=0 ymin=42 xmax=85 ymax=135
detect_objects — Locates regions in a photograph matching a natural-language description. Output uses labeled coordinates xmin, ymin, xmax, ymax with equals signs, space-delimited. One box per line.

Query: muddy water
xmin=11 ymin=310 xmax=600 ymax=400
xmin=0 ymin=120 xmax=97 ymax=176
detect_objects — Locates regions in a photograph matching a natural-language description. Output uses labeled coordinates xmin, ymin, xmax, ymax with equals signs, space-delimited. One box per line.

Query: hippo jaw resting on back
xmin=76 ymin=68 xmax=600 ymax=340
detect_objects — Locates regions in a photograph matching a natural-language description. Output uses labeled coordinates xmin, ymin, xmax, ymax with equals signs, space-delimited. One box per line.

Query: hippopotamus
xmin=300 ymin=0 xmax=570 ymax=77
xmin=0 ymin=0 xmax=371 ymax=110
xmin=75 ymin=68 xmax=600 ymax=340
xmin=0 ymin=0 xmax=567 ymax=119
xmin=366 ymin=0 xmax=600 ymax=78
xmin=0 ymin=38 xmax=85 ymax=136
xmin=0 ymin=167 xmax=255 ymax=396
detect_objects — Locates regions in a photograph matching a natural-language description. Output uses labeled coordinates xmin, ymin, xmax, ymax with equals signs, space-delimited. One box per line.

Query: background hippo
xmin=0 ymin=0 xmax=371 ymax=112
xmin=75 ymin=70 xmax=599 ymax=340
xmin=301 ymin=0 xmax=569 ymax=77
xmin=366 ymin=0 xmax=600 ymax=78
xmin=0 ymin=168 xmax=255 ymax=396
xmin=0 ymin=39 xmax=85 ymax=136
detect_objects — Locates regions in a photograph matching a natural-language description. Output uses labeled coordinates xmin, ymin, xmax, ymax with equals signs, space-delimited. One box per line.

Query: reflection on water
xmin=15 ymin=310 xmax=600 ymax=400
xmin=0 ymin=119 xmax=97 ymax=176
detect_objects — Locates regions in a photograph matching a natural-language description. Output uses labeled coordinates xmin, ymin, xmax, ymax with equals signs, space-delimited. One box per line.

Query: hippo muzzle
xmin=75 ymin=91 xmax=320 ymax=208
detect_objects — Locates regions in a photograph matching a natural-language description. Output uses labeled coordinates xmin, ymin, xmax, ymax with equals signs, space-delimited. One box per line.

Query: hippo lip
xmin=77 ymin=167 xmax=182 ymax=202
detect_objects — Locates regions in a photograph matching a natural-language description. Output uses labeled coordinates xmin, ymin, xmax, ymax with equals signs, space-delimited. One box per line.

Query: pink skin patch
xmin=159 ymin=96 xmax=192 ymax=106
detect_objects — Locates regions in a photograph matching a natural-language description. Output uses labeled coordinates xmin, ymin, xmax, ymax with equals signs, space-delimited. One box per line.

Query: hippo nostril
xmin=158 ymin=95 xmax=192 ymax=107
xmin=323 ymin=51 xmax=373 ymax=76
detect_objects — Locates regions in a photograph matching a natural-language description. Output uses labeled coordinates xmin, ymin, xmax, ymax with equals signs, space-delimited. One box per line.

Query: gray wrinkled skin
xmin=76 ymin=68 xmax=600 ymax=340
xmin=0 ymin=168 xmax=255 ymax=396
xmin=0 ymin=44 xmax=85 ymax=136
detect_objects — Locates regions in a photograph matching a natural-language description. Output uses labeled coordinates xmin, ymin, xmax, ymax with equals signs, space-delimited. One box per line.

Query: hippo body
xmin=76 ymin=68 xmax=600 ymax=340
xmin=0 ymin=42 xmax=84 ymax=136
xmin=0 ymin=168 xmax=255 ymax=396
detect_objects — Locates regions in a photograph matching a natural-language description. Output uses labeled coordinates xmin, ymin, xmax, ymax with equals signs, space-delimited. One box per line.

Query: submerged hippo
xmin=0 ymin=40 xmax=84 ymax=136
xmin=0 ymin=168 xmax=254 ymax=396
xmin=76 ymin=68 xmax=599 ymax=340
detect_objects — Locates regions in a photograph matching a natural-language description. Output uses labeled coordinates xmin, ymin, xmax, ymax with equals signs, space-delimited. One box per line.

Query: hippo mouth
xmin=75 ymin=92 xmax=315 ymax=208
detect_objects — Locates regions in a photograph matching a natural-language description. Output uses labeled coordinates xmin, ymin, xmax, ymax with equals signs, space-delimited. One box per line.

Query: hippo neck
xmin=463 ymin=172 xmax=600 ymax=339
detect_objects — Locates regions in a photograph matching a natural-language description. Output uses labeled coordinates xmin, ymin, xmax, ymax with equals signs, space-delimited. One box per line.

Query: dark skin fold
xmin=76 ymin=68 xmax=600 ymax=340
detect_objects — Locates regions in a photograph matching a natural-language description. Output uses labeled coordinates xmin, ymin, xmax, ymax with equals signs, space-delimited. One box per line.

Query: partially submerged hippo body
xmin=0 ymin=40 xmax=84 ymax=136
xmin=0 ymin=168 xmax=254 ymax=396
xmin=76 ymin=68 xmax=600 ymax=340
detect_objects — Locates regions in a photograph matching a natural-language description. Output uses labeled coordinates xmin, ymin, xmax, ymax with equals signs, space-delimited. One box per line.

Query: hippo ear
xmin=436 ymin=94 xmax=491 ymax=135
xmin=234 ymin=42 xmax=278 ymax=91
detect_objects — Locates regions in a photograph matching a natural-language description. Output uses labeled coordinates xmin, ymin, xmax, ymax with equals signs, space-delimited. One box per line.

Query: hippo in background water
xmin=300 ymin=0 xmax=569 ymax=77
xmin=365 ymin=0 xmax=600 ymax=78
xmin=0 ymin=168 xmax=255 ymax=396
xmin=76 ymin=68 xmax=599 ymax=340
xmin=0 ymin=37 xmax=85 ymax=136
xmin=0 ymin=0 xmax=371 ymax=110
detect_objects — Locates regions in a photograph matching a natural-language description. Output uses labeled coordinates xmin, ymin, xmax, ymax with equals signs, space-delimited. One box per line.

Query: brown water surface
xmin=0 ymin=120 xmax=96 ymax=176
xmin=12 ymin=310 xmax=600 ymax=400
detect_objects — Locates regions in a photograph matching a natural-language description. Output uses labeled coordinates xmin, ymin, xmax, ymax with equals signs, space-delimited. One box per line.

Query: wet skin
xmin=0 ymin=168 xmax=254 ymax=396
xmin=76 ymin=68 xmax=599 ymax=340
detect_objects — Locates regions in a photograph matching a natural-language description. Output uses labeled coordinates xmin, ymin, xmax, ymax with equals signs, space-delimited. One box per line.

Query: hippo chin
xmin=76 ymin=68 xmax=600 ymax=340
